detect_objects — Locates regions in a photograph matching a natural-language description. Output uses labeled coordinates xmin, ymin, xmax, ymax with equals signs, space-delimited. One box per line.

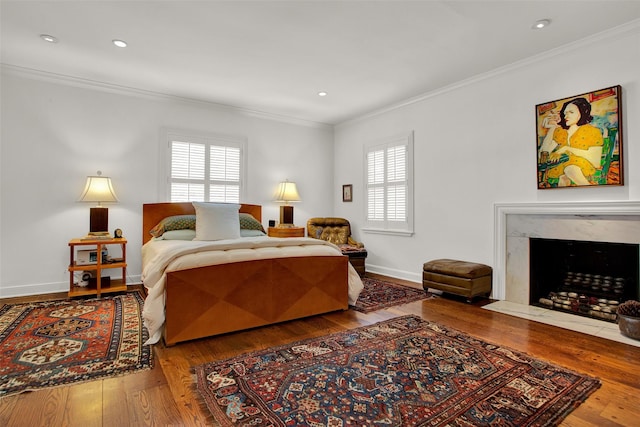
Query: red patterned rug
xmin=352 ymin=277 xmax=433 ymax=313
xmin=195 ymin=315 xmax=600 ymax=426
xmin=0 ymin=291 xmax=152 ymax=397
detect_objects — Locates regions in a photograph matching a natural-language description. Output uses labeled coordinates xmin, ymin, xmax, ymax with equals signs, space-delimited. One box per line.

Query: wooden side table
xmin=68 ymin=237 xmax=127 ymax=297
xmin=267 ymin=226 xmax=305 ymax=238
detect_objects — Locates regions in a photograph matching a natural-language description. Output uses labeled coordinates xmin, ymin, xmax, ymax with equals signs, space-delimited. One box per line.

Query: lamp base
xmin=89 ymin=207 xmax=109 ymax=234
xmin=279 ymin=205 xmax=294 ymax=225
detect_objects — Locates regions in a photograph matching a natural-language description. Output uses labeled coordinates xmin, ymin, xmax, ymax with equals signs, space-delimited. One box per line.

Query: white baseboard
xmin=0 ymin=281 xmax=67 ymax=298
xmin=365 ymin=264 xmax=422 ymax=284
xmin=0 ymin=274 xmax=142 ymax=299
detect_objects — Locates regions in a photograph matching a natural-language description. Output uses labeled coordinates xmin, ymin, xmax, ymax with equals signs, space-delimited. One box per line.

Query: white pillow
xmin=160 ymin=229 xmax=196 ymax=240
xmin=192 ymin=202 xmax=241 ymax=241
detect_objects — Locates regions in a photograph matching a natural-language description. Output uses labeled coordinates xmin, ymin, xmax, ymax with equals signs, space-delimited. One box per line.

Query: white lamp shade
xmin=78 ymin=175 xmax=118 ymax=205
xmin=273 ymin=180 xmax=301 ymax=203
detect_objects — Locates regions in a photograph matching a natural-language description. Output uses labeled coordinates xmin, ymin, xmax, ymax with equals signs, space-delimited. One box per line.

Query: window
xmin=164 ymin=130 xmax=246 ymax=203
xmin=363 ymin=132 xmax=414 ymax=235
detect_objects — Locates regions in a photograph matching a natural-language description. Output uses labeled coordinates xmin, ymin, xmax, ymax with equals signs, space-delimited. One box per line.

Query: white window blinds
xmin=167 ymin=132 xmax=245 ymax=203
xmin=364 ymin=132 xmax=413 ymax=234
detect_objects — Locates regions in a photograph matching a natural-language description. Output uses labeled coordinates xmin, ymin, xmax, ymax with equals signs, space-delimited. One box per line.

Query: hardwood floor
xmin=1 ymin=274 xmax=639 ymax=426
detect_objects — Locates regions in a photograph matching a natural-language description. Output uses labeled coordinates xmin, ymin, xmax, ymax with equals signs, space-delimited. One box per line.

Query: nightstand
xmin=68 ymin=237 xmax=127 ymax=297
xmin=267 ymin=226 xmax=305 ymax=238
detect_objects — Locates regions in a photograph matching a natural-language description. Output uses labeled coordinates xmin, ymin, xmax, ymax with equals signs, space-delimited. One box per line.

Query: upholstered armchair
xmin=307 ymin=217 xmax=367 ymax=276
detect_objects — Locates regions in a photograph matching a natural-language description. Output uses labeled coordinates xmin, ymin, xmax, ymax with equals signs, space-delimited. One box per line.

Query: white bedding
xmin=141 ymin=236 xmax=364 ymax=344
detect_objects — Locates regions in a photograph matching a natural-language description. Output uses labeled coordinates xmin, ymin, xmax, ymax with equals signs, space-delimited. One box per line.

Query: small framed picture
xmin=342 ymin=184 xmax=353 ymax=202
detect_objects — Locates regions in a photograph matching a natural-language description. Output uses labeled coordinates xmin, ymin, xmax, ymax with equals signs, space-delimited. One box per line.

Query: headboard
xmin=142 ymin=202 xmax=262 ymax=244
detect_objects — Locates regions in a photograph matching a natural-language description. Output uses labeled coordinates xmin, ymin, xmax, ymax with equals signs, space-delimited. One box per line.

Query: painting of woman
xmin=536 ymin=86 xmax=622 ymax=188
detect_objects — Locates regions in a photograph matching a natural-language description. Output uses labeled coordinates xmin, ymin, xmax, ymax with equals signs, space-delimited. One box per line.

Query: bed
xmin=141 ymin=202 xmax=363 ymax=346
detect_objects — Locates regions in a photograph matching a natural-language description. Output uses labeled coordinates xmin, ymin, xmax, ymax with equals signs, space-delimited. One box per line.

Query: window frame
xmin=160 ymin=128 xmax=247 ymax=203
xmin=362 ymin=131 xmax=414 ymax=236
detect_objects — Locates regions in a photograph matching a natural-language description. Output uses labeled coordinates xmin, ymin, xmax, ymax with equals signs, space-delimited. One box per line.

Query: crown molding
xmin=336 ymin=18 xmax=640 ymax=129
xmin=0 ymin=63 xmax=333 ymax=130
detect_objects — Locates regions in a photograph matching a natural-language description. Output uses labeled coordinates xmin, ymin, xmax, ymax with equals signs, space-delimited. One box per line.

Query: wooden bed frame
xmin=142 ymin=202 xmax=349 ymax=345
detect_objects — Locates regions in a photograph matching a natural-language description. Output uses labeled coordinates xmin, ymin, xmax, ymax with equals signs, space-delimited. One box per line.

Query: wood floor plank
xmin=7 ymin=387 xmax=68 ymax=426
xmin=157 ymin=349 xmax=211 ymax=425
xmin=127 ymin=384 xmax=187 ymax=426
xmin=63 ymin=380 xmax=102 ymax=427
xmin=101 ymin=376 xmax=130 ymax=427
xmin=595 ymin=381 xmax=640 ymax=425
xmin=0 ymin=391 xmax=17 ymax=426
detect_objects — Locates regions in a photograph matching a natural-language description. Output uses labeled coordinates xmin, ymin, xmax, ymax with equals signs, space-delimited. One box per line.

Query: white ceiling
xmin=2 ymin=1 xmax=640 ymax=125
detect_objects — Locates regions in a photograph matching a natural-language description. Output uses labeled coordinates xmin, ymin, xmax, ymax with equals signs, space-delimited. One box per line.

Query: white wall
xmin=2 ymin=23 xmax=639 ymax=297
xmin=334 ymin=23 xmax=640 ymax=283
xmin=0 ymin=70 xmax=334 ymax=297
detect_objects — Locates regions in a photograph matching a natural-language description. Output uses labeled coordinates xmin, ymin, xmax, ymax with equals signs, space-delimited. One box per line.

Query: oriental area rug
xmin=195 ymin=315 xmax=600 ymax=426
xmin=351 ymin=277 xmax=433 ymax=313
xmin=0 ymin=291 xmax=152 ymax=397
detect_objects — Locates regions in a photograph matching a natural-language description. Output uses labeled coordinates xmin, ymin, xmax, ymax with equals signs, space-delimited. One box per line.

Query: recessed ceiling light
xmin=532 ymin=19 xmax=551 ymax=30
xmin=318 ymin=91 xmax=328 ymax=97
xmin=40 ymin=34 xmax=58 ymax=43
xmin=112 ymin=39 xmax=127 ymax=48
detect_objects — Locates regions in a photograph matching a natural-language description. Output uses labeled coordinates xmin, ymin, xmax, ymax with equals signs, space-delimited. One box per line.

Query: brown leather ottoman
xmin=423 ymin=259 xmax=492 ymax=302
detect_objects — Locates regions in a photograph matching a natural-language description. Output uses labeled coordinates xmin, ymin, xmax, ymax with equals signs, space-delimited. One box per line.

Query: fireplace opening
xmin=530 ymin=238 xmax=639 ymax=322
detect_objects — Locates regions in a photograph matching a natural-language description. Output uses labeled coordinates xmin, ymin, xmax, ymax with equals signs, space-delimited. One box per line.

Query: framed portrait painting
xmin=536 ymin=85 xmax=623 ymax=189
xmin=342 ymin=184 xmax=352 ymax=202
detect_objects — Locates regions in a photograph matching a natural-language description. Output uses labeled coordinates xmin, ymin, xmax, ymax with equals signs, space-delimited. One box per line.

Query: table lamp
xmin=274 ymin=179 xmax=300 ymax=226
xmin=78 ymin=171 xmax=118 ymax=237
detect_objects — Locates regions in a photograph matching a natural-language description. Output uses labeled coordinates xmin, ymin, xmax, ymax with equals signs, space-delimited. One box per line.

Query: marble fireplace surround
xmin=493 ymin=201 xmax=640 ymax=303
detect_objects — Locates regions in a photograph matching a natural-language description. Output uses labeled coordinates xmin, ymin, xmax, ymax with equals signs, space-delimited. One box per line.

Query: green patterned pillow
xmin=150 ymin=212 xmax=264 ymax=238
xmin=149 ymin=215 xmax=196 ymax=237
xmin=239 ymin=213 xmax=265 ymax=233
